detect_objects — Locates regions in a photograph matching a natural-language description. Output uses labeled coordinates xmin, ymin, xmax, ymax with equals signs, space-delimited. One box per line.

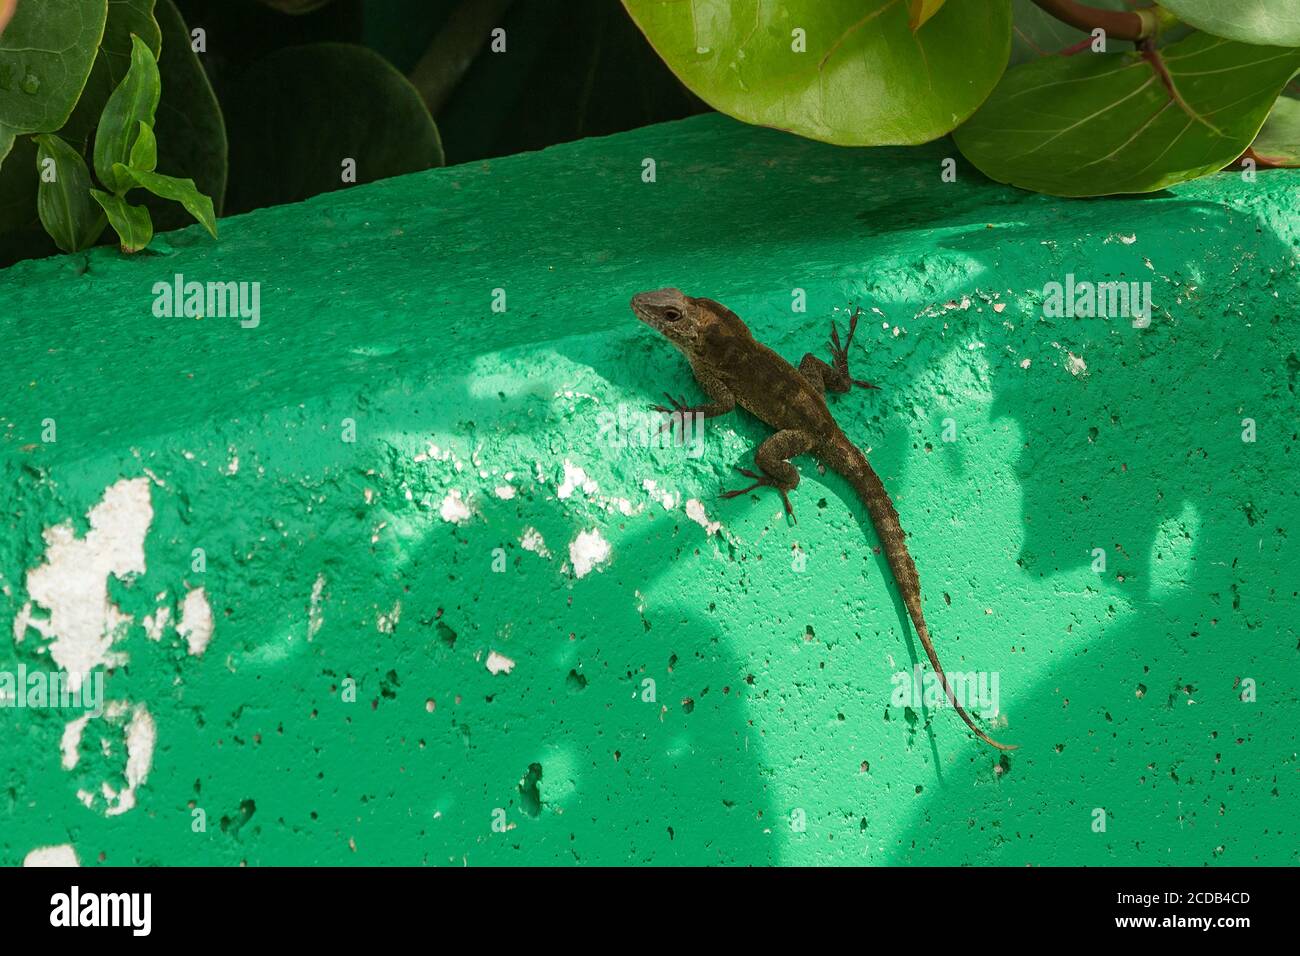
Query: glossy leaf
xmin=114 ymin=163 xmax=216 ymax=237
xmin=909 ymin=0 xmax=946 ymax=32
xmin=59 ymin=0 xmax=161 ymax=149
xmin=1160 ymin=0 xmax=1300 ymax=48
xmin=623 ymin=0 xmax=1013 ymax=146
xmin=90 ymin=187 xmax=152 ymax=251
xmin=93 ymin=34 xmax=160 ymax=193
xmin=33 ymin=132 xmax=105 ymax=251
xmin=0 ymin=0 xmax=107 ymax=145
xmin=953 ymin=32 xmax=1300 ymax=196
xmin=1250 ymin=94 xmax=1300 ymax=164
xmin=128 ymin=120 xmax=157 ymax=171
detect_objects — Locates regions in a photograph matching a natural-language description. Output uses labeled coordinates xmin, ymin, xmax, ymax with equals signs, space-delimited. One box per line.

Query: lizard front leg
xmin=650 ymin=364 xmax=735 ymax=435
xmin=720 ymin=429 xmax=814 ymax=521
xmin=798 ymin=305 xmax=877 ymax=394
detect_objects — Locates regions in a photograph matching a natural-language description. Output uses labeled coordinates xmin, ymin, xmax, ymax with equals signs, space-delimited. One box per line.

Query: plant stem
xmin=1029 ymin=0 xmax=1158 ymax=41
xmin=408 ymin=0 xmax=517 ymax=116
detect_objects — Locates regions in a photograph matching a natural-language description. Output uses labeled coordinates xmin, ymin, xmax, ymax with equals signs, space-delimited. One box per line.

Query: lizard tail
xmin=822 ymin=433 xmax=1017 ymax=751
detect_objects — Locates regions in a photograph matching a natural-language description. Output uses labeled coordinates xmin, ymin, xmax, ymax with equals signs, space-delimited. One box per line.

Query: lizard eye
xmin=663 ymin=308 xmax=682 ymax=322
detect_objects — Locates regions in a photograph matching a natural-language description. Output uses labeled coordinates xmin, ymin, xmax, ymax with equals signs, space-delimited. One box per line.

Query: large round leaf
xmin=953 ymin=32 xmax=1300 ymax=196
xmin=0 ymin=0 xmax=106 ymax=144
xmin=1250 ymin=94 xmax=1300 ymax=164
xmin=222 ymin=42 xmax=442 ymax=214
xmin=622 ymin=0 xmax=1013 ymax=146
xmin=1160 ymin=0 xmax=1300 ymax=49
xmin=146 ymin=0 xmax=227 ymax=228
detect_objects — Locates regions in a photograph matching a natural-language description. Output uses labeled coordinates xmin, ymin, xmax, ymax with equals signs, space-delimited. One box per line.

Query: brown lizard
xmin=631 ymin=288 xmax=1015 ymax=751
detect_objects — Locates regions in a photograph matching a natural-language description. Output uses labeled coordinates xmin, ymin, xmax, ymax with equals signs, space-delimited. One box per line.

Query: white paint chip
xmin=486 ymin=650 xmax=516 ymax=675
xmin=60 ymin=715 xmax=89 ymax=770
xmin=308 ymin=573 xmax=326 ymax=640
xmin=176 ymin=588 xmax=213 ymax=656
xmin=685 ymin=499 xmax=721 ymax=536
xmin=142 ymin=605 xmax=170 ymax=641
xmin=520 ymin=527 xmax=551 ymax=558
xmin=23 ymin=845 xmax=79 ymax=867
xmin=17 ymin=478 xmax=153 ymax=690
xmin=569 ymin=529 xmax=611 ymax=578
xmin=557 ymin=460 xmax=599 ymax=500
xmin=105 ymin=703 xmax=155 ymax=817
xmin=439 ymin=490 xmax=473 ymax=524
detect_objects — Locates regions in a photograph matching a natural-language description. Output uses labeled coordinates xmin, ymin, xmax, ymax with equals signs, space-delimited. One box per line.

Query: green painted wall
xmin=2 ymin=114 xmax=1296 ymax=866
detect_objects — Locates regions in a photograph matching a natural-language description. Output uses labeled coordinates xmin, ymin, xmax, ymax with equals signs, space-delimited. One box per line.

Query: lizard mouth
xmin=631 ymin=290 xmax=686 ymax=328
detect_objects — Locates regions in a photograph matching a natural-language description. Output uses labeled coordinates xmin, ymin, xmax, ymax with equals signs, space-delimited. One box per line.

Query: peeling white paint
xmin=103 ymin=703 xmax=155 ymax=817
xmin=176 ymin=588 xmax=213 ymax=656
xmin=12 ymin=602 xmax=31 ymax=644
xmin=60 ymin=714 xmax=89 ymax=770
xmin=142 ymin=605 xmax=170 ymax=642
xmin=569 ymin=529 xmax=611 ymax=578
xmin=486 ymin=650 xmax=516 ymax=675
xmin=308 ymin=573 xmax=325 ymax=640
xmin=1066 ymin=352 xmax=1088 ymax=376
xmin=377 ymin=600 xmax=402 ymax=634
xmin=494 ymin=485 xmax=517 ymax=500
xmin=685 ymin=499 xmax=721 ymax=536
xmin=557 ymin=460 xmax=598 ymax=499
xmin=520 ymin=527 xmax=550 ymax=558
xmin=16 ymin=478 xmax=153 ymax=691
xmin=439 ymin=490 xmax=473 ymax=524
xmin=23 ymin=844 xmax=79 ymax=867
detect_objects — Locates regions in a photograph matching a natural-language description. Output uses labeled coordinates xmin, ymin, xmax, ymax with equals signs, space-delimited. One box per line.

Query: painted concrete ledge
xmin=1 ymin=113 xmax=1297 ymax=866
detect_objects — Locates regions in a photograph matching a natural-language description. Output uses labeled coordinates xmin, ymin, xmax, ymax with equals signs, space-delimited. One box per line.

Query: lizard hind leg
xmin=719 ymin=429 xmax=814 ymax=522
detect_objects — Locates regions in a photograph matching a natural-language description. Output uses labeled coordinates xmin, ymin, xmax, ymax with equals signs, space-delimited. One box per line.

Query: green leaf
xmin=1250 ymin=94 xmax=1300 ymax=164
xmin=93 ymin=34 xmax=161 ymax=193
xmin=90 ymin=187 xmax=151 ymax=251
xmin=222 ymin=43 xmax=442 ymax=214
xmin=952 ymin=32 xmax=1300 ymax=196
xmin=1160 ymin=0 xmax=1300 ymax=49
xmin=622 ymin=0 xmax=1013 ymax=146
xmin=129 ymin=120 xmax=156 ymax=171
xmin=0 ymin=0 xmax=107 ymax=144
xmin=146 ymin=0 xmax=226 ymax=228
xmin=33 ymin=132 xmax=105 ymax=252
xmin=114 ymin=163 xmax=215 ymax=237
xmin=58 ymin=0 xmax=161 ymax=150
xmin=909 ymin=0 xmax=946 ymax=32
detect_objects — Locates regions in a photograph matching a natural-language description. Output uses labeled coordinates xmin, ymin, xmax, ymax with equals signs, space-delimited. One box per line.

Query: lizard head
xmin=630 ymin=288 xmax=707 ymax=350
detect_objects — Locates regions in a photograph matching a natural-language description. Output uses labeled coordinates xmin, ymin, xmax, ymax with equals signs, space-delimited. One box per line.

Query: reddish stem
xmin=1030 ymin=0 xmax=1154 ymax=41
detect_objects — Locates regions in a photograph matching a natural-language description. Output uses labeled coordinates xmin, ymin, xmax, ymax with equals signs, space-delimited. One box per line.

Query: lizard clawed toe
xmin=719 ymin=467 xmax=797 ymax=521
xmin=651 ymin=393 xmax=699 ymax=437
